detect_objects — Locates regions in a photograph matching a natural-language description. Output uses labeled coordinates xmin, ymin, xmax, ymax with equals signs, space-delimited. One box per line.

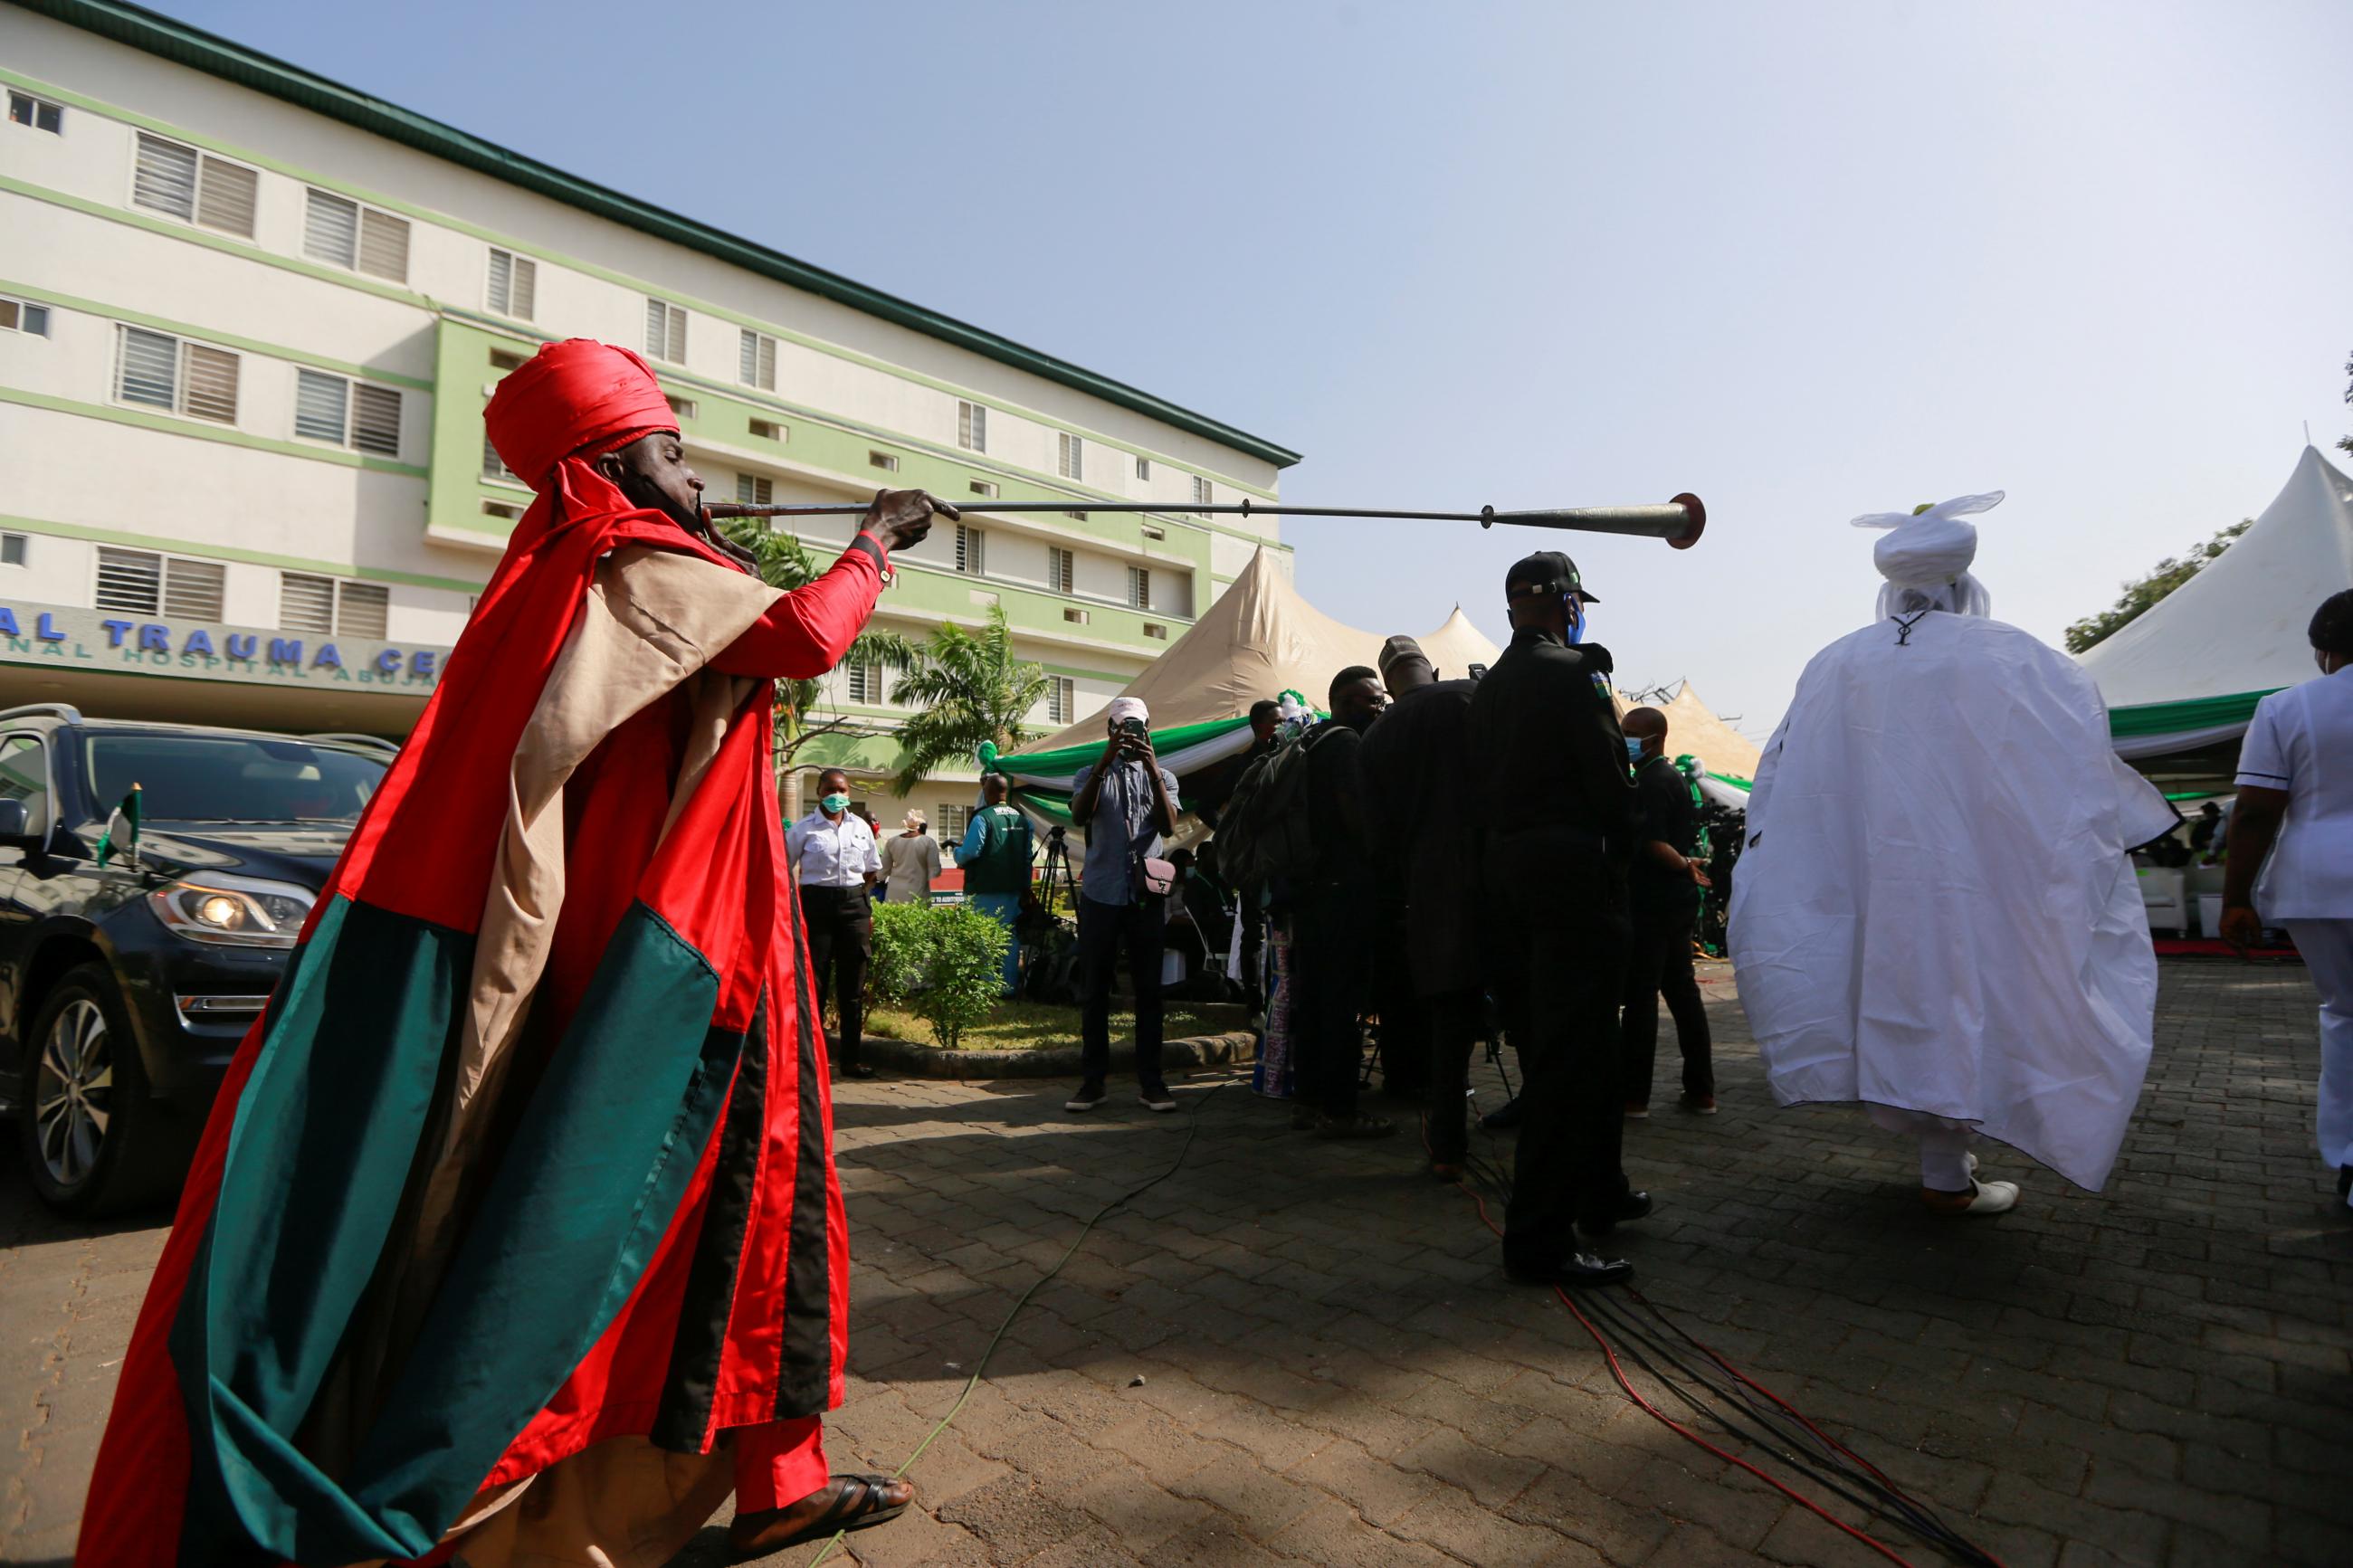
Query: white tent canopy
xmin=2080 ymin=445 xmax=2353 ymax=760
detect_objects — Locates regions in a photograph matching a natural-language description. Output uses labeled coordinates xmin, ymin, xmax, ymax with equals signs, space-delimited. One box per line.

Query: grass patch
xmin=864 ymin=997 xmax=1250 ymax=1052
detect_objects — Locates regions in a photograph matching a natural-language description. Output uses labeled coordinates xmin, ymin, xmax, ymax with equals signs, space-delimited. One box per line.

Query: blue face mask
xmin=1566 ymin=593 xmax=1587 ymax=646
xmin=1625 ymin=738 xmax=1646 ymax=765
xmin=820 ymin=793 xmax=850 ymax=815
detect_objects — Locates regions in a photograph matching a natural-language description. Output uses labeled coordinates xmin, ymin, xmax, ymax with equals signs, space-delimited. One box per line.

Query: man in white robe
xmin=1728 ymin=493 xmax=2178 ymax=1212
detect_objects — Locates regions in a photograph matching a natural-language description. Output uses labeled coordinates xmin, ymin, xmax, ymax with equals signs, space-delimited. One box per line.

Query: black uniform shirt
xmin=1629 ymin=754 xmax=1700 ymax=906
xmin=1302 ymin=719 xmax=1374 ymax=892
xmin=1466 ymin=627 xmax=1634 ymax=849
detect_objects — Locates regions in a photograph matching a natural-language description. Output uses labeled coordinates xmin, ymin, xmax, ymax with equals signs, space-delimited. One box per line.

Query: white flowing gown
xmin=1728 ymin=610 xmax=2178 ymax=1190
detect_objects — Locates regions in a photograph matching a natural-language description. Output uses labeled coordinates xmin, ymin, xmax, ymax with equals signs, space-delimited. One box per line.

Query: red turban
xmin=484 ymin=339 xmax=676 ymax=490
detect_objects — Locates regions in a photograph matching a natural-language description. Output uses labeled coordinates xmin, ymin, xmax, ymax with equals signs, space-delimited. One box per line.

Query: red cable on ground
xmin=1450 ymin=1178 xmax=1925 ymax=1568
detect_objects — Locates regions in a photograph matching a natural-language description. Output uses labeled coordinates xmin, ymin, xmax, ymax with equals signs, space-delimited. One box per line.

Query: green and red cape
xmin=79 ymin=450 xmax=888 ymax=1567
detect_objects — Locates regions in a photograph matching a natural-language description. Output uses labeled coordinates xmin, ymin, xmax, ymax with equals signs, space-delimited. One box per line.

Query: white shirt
xmin=880 ymin=832 xmax=942 ymax=900
xmin=787 ymin=810 xmax=881 ymax=889
xmin=2236 ymin=666 xmax=2353 ymax=918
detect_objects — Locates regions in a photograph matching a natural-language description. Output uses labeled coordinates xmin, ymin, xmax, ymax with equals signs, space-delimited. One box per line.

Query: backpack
xmin=1213 ymin=726 xmax=1335 ymax=898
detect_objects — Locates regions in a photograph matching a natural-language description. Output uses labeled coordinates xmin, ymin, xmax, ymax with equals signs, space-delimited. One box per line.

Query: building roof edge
xmin=14 ymin=0 xmax=1305 ymax=470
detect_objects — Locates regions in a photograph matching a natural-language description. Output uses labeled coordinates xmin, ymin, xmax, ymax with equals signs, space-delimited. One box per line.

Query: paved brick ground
xmin=5 ymin=961 xmax=2349 ymax=1568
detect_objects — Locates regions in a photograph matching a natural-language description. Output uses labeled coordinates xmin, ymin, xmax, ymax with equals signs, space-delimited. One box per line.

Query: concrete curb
xmin=862 ymin=1030 xmax=1259 ymax=1080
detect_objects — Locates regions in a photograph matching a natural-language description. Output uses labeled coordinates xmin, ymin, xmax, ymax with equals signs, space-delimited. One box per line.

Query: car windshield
xmin=83 ymin=734 xmax=386 ymax=824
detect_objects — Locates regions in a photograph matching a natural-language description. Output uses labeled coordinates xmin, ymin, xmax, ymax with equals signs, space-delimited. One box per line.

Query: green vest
xmin=962 ymin=804 xmax=1033 ymax=894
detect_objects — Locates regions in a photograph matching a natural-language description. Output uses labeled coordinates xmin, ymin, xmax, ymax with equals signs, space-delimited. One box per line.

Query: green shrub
xmin=868 ymin=900 xmax=1009 ymax=1050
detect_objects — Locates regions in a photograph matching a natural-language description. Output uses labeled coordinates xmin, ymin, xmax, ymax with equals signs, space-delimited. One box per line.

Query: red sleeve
xmin=711 ymin=534 xmax=889 ymax=679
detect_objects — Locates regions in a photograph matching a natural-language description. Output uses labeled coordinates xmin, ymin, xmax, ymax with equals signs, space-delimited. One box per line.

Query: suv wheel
xmin=19 ymin=964 xmax=174 ymax=1216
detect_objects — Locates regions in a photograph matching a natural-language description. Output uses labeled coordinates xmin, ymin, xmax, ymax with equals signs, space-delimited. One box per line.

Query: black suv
xmin=0 ymin=705 xmax=391 ymax=1214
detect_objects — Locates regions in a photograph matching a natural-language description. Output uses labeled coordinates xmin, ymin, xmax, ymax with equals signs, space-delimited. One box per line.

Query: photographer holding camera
xmin=1065 ymin=698 xmax=1184 ymax=1114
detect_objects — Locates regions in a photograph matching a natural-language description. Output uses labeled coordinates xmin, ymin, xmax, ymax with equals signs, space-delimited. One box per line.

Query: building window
xmin=488 ymin=347 xmax=529 ymax=372
xmin=293 ymin=368 xmax=402 ymax=457
xmin=302 ymin=188 xmax=410 ymax=281
xmin=1048 ymin=546 xmax=1073 ymax=594
xmin=487 ymin=248 xmax=537 ymax=318
xmin=1064 ymin=510 xmax=1089 ymax=522
xmin=1047 ymin=677 xmax=1075 ymax=724
xmin=663 ymin=393 xmax=698 ymax=421
xmin=95 ymin=547 xmax=224 ymax=619
xmin=281 ymin=573 xmax=388 ymax=638
xmin=132 ymin=133 xmax=257 ymax=238
xmin=1192 ymin=476 xmax=1212 ymax=511
xmin=115 ymin=326 xmax=238 ymax=424
xmin=955 ymin=526 xmax=986 ymax=576
xmin=969 ymin=479 xmax=998 ymax=499
xmin=957 ymin=400 xmax=986 ymax=452
xmin=1128 ymin=565 xmax=1151 ymax=610
xmin=481 ymin=499 xmax=523 ymax=521
xmin=749 ymin=418 xmax=786 ymax=442
xmin=845 ymin=661 xmax=886 ymax=705
xmin=869 ymin=451 xmax=900 ymax=472
xmin=938 ymin=804 xmax=972 ymax=845
xmin=0 ymin=532 xmax=25 ymax=567
xmin=481 ymin=433 xmax=522 ymax=485
xmin=739 ymin=328 xmax=776 ymax=390
xmin=0 ymin=298 xmax=50 ymax=336
xmin=1143 ymin=622 xmax=1167 ymax=640
xmin=1141 ymin=524 xmax=1166 ymax=541
xmin=1057 ymin=432 xmax=1082 ymax=480
xmin=8 ymin=91 xmax=62 ymax=134
xmin=1136 ymin=456 xmax=1151 ymax=481
xmin=736 ymin=473 xmax=773 ymax=506
xmin=1062 ymin=607 xmax=1090 ymax=625
xmin=644 ymin=298 xmax=687 ymax=362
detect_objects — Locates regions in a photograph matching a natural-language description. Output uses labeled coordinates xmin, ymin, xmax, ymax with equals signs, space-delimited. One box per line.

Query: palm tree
xmin=885 ymin=605 xmax=1051 ymax=797
xmin=719 ymin=519 xmax=917 ymax=774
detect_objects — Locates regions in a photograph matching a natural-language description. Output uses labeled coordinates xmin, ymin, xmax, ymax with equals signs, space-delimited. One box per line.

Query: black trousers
xmin=1078 ymin=894 xmax=1167 ymax=1088
xmin=1238 ymin=899 xmax=1267 ymax=1012
xmin=1291 ymin=883 xmax=1373 ymax=1119
xmin=1622 ymin=898 xmax=1714 ymax=1103
xmin=1485 ymin=837 xmax=1631 ymax=1270
xmin=1420 ymin=986 xmax=1488 ymax=1165
xmin=801 ymin=883 xmax=872 ymax=1068
xmin=1371 ymin=905 xmax=1429 ymax=1097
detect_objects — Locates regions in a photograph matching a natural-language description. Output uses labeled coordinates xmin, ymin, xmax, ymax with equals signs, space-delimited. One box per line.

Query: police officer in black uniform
xmin=1468 ymin=551 xmax=1645 ymax=1286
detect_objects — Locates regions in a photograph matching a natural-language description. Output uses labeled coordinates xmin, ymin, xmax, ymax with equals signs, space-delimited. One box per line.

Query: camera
xmin=1118 ymin=717 xmax=1148 ymax=737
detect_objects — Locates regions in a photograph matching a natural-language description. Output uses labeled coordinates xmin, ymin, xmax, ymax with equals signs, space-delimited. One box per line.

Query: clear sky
xmin=159 ymin=0 xmax=2353 ymax=737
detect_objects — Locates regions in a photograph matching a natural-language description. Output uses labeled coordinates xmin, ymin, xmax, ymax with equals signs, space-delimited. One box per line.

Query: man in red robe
xmin=77 ymin=339 xmax=953 ymax=1566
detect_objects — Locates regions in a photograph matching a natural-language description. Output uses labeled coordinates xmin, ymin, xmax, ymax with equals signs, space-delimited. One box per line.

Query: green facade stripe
xmin=0 ymin=275 xmax=433 ymax=389
xmin=2107 ymin=689 xmax=2274 ymax=739
xmin=5 ymin=6 xmax=1302 ymax=472
xmin=0 ymin=513 xmax=482 ymax=591
xmin=0 ymin=385 xmax=428 ymax=478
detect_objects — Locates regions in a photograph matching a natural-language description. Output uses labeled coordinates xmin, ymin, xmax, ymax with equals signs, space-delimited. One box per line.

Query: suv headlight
xmin=149 ymin=875 xmax=317 ymax=949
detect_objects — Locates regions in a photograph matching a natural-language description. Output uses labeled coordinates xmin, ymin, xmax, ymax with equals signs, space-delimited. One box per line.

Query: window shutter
xmin=357 ymin=209 xmax=410 ymax=281
xmin=280 ymin=573 xmax=336 ymax=634
xmin=646 ymin=301 xmax=686 ymax=361
xmin=182 ymin=345 xmax=239 ymax=424
xmin=1051 ymin=547 xmax=1073 ymax=594
xmin=481 ymin=433 xmax=519 ymax=482
xmin=294 ymin=369 xmax=348 ymax=442
xmin=116 ymin=327 xmax=177 ymax=408
xmin=644 ymin=298 xmax=667 ymax=358
xmin=1129 ymin=565 xmax=1150 ymax=610
xmin=956 ymin=526 xmax=985 ymax=576
xmin=1193 ymin=475 xmax=1211 ymax=509
xmin=195 ymin=157 xmax=257 ymax=237
xmin=736 ymin=473 xmax=773 ymax=506
xmin=489 ymin=250 xmax=537 ymax=318
xmin=509 ymin=254 xmax=537 ymax=319
xmin=1059 ymin=432 xmax=1081 ymax=480
xmin=95 ymin=547 xmax=163 ymax=614
xmin=304 ymin=189 xmax=359 ymax=267
xmin=162 ymin=558 xmax=225 ymax=621
xmin=337 ymin=581 xmax=390 ymax=639
xmin=351 ymin=385 xmax=402 ymax=456
xmin=738 ymin=329 xmax=776 ymax=389
xmin=132 ymin=135 xmax=197 ymax=220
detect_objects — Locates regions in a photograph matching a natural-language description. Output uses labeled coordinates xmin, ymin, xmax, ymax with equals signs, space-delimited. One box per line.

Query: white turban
xmin=1852 ymin=490 xmax=2003 ymax=620
xmin=1105 ymin=696 xmax=1149 ymax=727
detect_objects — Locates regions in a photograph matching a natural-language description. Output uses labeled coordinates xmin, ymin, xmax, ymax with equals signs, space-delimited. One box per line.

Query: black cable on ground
xmin=805 ymin=1080 xmax=1230 ymax=1564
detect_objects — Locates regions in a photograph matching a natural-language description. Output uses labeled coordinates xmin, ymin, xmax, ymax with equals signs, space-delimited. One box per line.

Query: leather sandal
xmin=728 ymin=1472 xmax=913 ymax=1555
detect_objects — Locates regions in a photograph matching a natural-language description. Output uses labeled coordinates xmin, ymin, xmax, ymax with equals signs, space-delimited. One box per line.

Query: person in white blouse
xmin=787 ymin=767 xmax=883 ymax=1079
xmin=878 ymin=811 xmax=942 ymax=905
xmin=2222 ymin=590 xmax=2353 ymax=1205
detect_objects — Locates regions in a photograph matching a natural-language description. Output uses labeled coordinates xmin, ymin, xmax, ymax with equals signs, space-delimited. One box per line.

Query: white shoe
xmin=1922 ymin=1179 xmax=2018 ymax=1216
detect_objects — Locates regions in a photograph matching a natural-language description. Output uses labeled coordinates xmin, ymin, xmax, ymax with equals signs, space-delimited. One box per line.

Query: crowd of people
xmin=71 ymin=335 xmax=2353 ymax=1567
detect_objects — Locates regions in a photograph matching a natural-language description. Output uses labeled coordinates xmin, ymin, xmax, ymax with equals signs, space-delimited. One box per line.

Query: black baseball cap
xmin=1504 ymin=550 xmax=1599 ymax=603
